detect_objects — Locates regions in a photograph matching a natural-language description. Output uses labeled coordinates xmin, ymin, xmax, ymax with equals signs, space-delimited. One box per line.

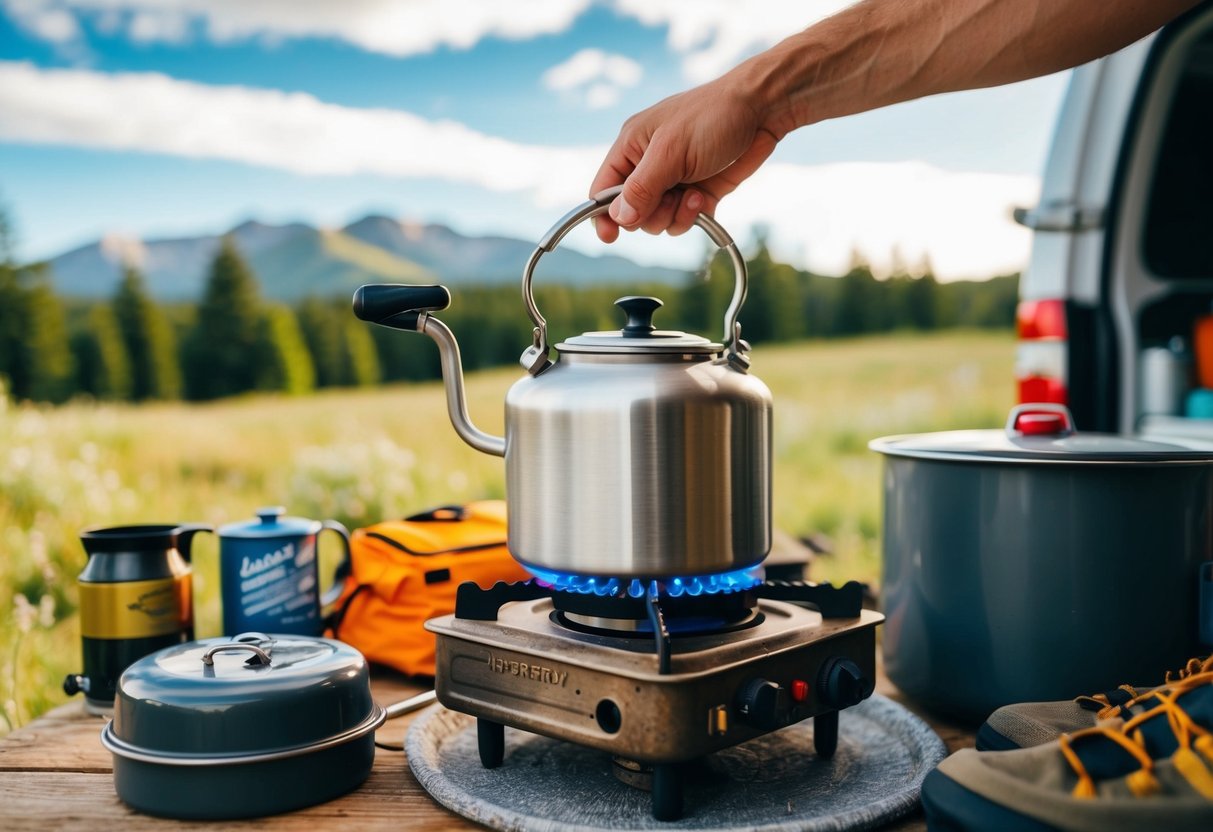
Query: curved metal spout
xmin=419 ymin=315 xmax=505 ymax=457
xmin=351 ymin=284 xmax=504 ymax=458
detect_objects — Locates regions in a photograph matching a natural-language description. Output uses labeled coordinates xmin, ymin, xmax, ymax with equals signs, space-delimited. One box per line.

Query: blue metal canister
xmin=218 ymin=507 xmax=350 ymax=636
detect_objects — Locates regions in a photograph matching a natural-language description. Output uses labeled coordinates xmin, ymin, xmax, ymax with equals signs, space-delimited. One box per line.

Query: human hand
xmin=589 ymin=75 xmax=782 ymax=243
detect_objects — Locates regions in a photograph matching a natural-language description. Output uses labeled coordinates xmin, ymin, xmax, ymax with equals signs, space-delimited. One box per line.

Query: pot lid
xmin=870 ymin=404 xmax=1213 ymax=464
xmin=218 ymin=506 xmax=319 ymax=538
xmin=110 ymin=634 xmax=376 ymax=757
xmin=557 ymin=296 xmax=720 ymax=355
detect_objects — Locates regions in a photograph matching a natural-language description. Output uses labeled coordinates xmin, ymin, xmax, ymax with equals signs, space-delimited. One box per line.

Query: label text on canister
xmin=78 ymin=575 xmax=192 ymax=640
xmin=228 ymin=539 xmax=317 ymax=630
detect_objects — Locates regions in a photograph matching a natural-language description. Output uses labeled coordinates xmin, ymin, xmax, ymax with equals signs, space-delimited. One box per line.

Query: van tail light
xmin=1016 ymin=299 xmax=1068 ymax=405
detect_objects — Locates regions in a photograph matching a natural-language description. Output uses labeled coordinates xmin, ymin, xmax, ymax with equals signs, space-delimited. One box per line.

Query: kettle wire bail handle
xmin=519 ymin=184 xmax=749 ymax=375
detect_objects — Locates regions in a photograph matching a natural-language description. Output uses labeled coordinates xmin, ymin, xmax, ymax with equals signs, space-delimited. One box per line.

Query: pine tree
xmin=72 ymin=304 xmax=133 ymax=400
xmin=255 ymin=305 xmax=316 ymax=395
xmin=182 ymin=238 xmax=263 ymax=400
xmin=20 ymin=266 xmax=74 ymax=403
xmin=296 ymin=297 xmax=343 ymax=387
xmin=681 ymin=247 xmax=737 ymax=339
xmin=341 ymin=319 xmax=381 ymax=387
xmin=0 ymin=199 xmax=24 ymax=397
xmin=0 ymin=268 xmax=19 ymax=400
xmin=905 ymin=273 xmax=939 ymax=330
xmin=740 ymin=241 xmax=804 ymax=344
xmin=836 ymin=255 xmax=880 ymax=336
xmin=113 ymin=267 xmax=180 ymax=400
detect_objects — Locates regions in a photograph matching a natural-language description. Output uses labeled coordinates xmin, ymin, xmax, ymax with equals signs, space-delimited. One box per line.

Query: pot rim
xmin=869 ymin=435 xmax=1213 ymax=465
xmin=100 ymin=703 xmax=385 ymax=767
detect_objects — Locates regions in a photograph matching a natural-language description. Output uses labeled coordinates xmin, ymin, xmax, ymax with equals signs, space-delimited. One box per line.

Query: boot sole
xmin=921 ymin=768 xmax=1064 ymax=831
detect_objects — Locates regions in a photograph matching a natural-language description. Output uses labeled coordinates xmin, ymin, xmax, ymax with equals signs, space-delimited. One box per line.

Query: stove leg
xmin=477 ymin=718 xmax=505 ymax=769
xmin=651 ymin=763 xmax=683 ymax=821
xmin=814 ymin=710 xmax=839 ymax=759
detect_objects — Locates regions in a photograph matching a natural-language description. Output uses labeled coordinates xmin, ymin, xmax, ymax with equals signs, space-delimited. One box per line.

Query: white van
xmin=1015 ymin=2 xmax=1213 ymax=435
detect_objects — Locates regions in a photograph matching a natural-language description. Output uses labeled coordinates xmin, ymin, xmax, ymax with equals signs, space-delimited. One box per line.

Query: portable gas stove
xmin=425 ymin=567 xmax=882 ymax=821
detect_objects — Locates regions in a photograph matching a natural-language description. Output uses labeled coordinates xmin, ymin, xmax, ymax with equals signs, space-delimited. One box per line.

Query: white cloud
xmin=0 ymin=61 xmax=1037 ymax=278
xmin=4 ymin=0 xmax=850 ymax=83
xmin=2 ymin=0 xmax=592 ymax=56
xmin=5 ymin=0 xmax=80 ymax=42
xmin=584 ymin=83 xmax=622 ymax=110
xmin=0 ymin=61 xmax=599 ymax=207
xmin=543 ymin=48 xmax=642 ymax=91
xmin=543 ymin=47 xmax=643 ymax=109
xmin=609 ymin=0 xmax=853 ymax=82
xmin=719 ymin=161 xmax=1038 ymax=280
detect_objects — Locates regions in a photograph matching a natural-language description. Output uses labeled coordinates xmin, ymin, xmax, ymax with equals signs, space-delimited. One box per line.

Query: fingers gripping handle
xmin=537 ymin=185 xmax=735 ymax=250
xmin=522 ymin=184 xmax=749 ymax=375
xmin=352 ymin=285 xmax=451 ymax=331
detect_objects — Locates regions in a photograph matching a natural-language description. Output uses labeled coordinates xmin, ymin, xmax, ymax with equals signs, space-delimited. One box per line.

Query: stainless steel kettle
xmin=353 ymin=186 xmax=771 ymax=579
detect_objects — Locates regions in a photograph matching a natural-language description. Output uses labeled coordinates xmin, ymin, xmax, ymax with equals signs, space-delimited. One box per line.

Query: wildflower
xmin=12 ymin=595 xmax=35 ymax=635
xmin=38 ymin=595 xmax=55 ymax=629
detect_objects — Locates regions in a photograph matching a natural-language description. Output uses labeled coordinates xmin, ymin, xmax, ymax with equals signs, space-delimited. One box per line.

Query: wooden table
xmin=0 ymin=666 xmax=973 ymax=831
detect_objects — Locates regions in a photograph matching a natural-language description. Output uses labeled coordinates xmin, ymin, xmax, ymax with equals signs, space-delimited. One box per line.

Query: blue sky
xmin=0 ymin=1 xmax=1070 ymax=279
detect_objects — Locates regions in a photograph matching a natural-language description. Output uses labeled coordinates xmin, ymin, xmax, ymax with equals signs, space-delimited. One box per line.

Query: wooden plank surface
xmin=0 ymin=666 xmax=974 ymax=831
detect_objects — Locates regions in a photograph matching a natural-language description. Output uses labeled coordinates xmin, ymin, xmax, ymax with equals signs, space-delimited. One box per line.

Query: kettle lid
xmin=557 ymin=296 xmax=720 ymax=355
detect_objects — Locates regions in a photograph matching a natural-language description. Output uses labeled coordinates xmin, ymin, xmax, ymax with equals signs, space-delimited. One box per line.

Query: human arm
xmin=590 ymin=0 xmax=1203 ymax=242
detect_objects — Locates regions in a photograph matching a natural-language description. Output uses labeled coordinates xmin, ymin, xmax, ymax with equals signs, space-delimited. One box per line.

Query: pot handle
xmin=319 ymin=520 xmax=353 ymax=611
xmin=201 ymin=643 xmax=272 ymax=667
xmin=1005 ymin=403 xmax=1075 ymax=437
xmin=519 ymin=184 xmax=750 ymax=375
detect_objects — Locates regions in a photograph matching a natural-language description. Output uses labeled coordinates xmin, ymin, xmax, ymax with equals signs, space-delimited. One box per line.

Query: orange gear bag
xmin=326 ymin=501 xmax=532 ymax=677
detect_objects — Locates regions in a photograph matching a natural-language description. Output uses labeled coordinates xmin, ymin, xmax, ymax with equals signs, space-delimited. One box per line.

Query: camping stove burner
xmin=526 ymin=564 xmax=765 ymax=597
xmin=429 ymin=577 xmax=881 ymax=822
xmin=533 ymin=564 xmax=766 ymax=637
xmin=551 ymin=583 xmax=760 ymax=636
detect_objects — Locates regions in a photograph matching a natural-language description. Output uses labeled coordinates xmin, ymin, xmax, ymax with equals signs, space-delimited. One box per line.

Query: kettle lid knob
xmin=616 ymin=296 xmax=663 ymax=337
xmin=256 ymin=506 xmax=286 ymax=524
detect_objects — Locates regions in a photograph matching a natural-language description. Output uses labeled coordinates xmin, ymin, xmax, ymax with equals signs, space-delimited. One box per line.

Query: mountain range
xmin=46 ymin=216 xmax=687 ymax=301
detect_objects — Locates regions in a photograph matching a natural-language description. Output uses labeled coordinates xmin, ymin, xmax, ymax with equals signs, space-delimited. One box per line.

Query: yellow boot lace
xmin=1059 ymin=668 xmax=1213 ymax=800
xmin=1077 ymin=656 xmax=1213 ymax=720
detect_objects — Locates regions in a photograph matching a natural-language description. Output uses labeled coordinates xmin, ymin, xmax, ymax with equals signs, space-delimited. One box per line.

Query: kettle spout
xmin=352 ymin=285 xmax=506 ymax=457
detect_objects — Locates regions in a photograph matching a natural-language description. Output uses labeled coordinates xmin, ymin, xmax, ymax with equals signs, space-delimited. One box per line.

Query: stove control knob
xmin=737 ymin=678 xmax=791 ymax=730
xmin=817 ymin=658 xmax=873 ymax=710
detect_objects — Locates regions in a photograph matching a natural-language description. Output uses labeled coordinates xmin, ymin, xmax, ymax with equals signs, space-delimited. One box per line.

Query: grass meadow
xmin=0 ymin=330 xmax=1014 ymax=732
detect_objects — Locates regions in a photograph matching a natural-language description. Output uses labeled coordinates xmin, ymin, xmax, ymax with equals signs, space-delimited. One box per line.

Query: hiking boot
xmin=923 ymin=668 xmax=1213 ymax=831
xmin=977 ymin=656 xmax=1213 ymax=751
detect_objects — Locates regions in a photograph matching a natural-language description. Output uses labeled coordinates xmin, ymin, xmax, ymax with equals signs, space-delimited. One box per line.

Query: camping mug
xmin=218 ymin=507 xmax=351 ymax=636
xmin=64 ymin=522 xmax=212 ymax=714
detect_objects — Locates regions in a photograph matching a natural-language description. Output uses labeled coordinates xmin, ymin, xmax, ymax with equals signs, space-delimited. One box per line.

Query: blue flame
xmin=527 ymin=564 xmax=764 ymax=597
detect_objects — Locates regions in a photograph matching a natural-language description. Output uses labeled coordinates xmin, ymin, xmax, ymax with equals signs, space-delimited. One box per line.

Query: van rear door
xmin=1017 ymin=40 xmax=1153 ymax=430
xmin=1103 ymin=5 xmax=1213 ymax=436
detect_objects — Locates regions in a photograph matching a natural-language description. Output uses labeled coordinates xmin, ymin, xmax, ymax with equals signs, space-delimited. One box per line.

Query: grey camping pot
xmin=870 ymin=403 xmax=1213 ymax=722
xmin=101 ymin=633 xmax=385 ymax=819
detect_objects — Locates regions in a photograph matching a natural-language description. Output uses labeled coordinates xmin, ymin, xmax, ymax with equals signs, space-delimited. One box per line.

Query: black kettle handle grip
xmin=352 ymin=285 xmax=451 ymax=332
xmin=173 ymin=524 xmax=214 ymax=562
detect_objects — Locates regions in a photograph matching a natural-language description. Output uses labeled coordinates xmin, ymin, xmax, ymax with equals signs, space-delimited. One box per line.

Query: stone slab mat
xmin=407 ymin=694 xmax=946 ymax=832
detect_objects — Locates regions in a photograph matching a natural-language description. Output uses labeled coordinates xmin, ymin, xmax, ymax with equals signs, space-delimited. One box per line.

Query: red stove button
xmin=790 ymin=679 xmax=809 ymax=702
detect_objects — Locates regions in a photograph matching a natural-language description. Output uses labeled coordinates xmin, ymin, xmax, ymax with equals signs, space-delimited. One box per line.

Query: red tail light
xmin=1017 ymin=300 xmax=1067 ymax=340
xmin=1016 ymin=300 xmax=1068 ymax=405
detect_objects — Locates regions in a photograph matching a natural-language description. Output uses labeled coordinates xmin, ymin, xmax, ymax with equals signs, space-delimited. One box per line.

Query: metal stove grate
xmin=453 ymin=576 xmax=867 ymax=676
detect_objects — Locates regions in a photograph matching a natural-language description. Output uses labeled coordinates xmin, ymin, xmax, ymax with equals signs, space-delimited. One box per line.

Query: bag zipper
xmin=365 ymin=531 xmax=506 ymax=557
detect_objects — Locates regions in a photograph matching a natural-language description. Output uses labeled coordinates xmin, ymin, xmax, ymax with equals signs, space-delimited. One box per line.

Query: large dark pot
xmin=870 ymin=404 xmax=1213 ymax=722
xmin=101 ymin=633 xmax=384 ymax=819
